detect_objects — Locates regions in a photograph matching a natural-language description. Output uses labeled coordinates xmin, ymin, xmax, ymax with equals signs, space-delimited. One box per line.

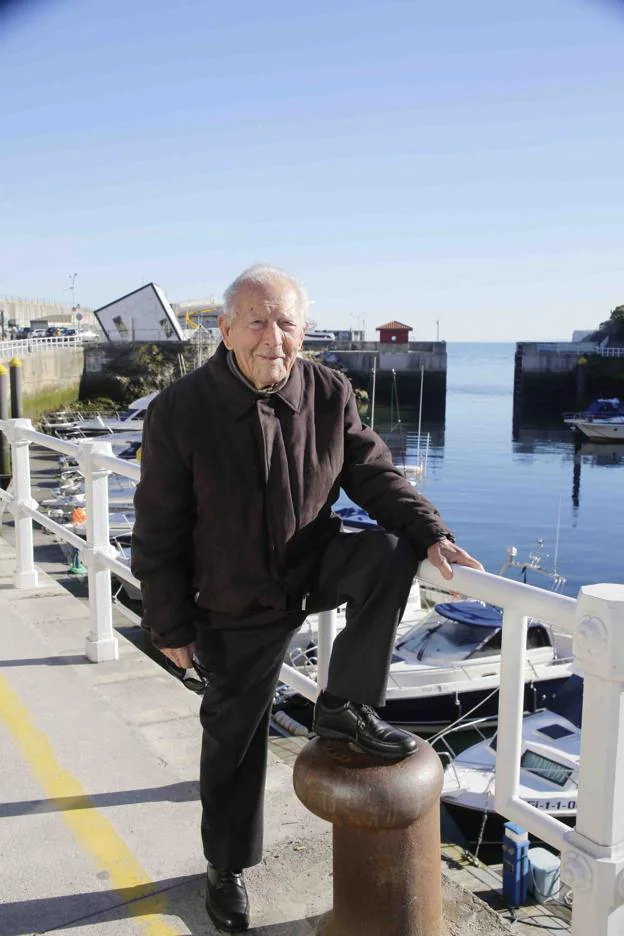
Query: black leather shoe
xmin=205 ymin=863 xmax=249 ymax=933
xmin=313 ymin=695 xmax=418 ymax=759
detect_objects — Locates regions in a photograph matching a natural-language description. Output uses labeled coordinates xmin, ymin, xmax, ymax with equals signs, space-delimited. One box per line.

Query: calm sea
xmin=356 ymin=341 xmax=623 ymax=598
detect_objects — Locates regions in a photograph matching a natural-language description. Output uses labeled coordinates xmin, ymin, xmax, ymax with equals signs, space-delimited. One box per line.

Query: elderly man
xmin=132 ymin=265 xmax=481 ymax=933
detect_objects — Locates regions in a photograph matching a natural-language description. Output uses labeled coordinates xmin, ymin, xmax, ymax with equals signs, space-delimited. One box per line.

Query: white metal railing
xmin=1 ymin=416 xmax=624 ymax=934
xmin=535 ymin=342 xmax=624 ymax=358
xmin=0 ymin=334 xmax=89 ymax=360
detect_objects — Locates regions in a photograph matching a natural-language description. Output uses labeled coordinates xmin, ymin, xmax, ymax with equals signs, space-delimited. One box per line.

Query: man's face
xmin=219 ymin=280 xmax=305 ymax=390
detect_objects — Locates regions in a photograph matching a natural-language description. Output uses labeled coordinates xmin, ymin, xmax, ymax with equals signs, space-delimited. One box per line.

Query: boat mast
xmin=370 ymin=355 xmax=377 ymax=430
xmin=416 ymin=363 xmax=424 ymax=466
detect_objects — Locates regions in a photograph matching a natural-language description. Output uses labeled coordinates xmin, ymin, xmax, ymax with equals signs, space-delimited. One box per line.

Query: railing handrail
xmin=1 ymin=416 xmax=624 ymax=934
xmin=0 ymin=334 xmax=90 ymax=360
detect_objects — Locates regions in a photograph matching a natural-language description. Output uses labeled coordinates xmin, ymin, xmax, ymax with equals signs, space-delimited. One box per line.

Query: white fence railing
xmin=0 ymin=334 xmax=89 ymax=360
xmin=535 ymin=342 xmax=624 ymax=358
xmin=1 ymin=416 xmax=624 ymax=934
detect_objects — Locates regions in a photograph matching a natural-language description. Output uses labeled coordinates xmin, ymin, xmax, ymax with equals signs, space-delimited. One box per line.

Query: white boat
xmin=303 ymin=330 xmax=335 ymax=343
xmin=280 ymin=593 xmax=574 ymax=735
xmin=42 ymin=393 xmax=156 ymax=439
xmin=563 ymin=397 xmax=624 ymax=425
xmin=377 ymin=597 xmax=573 ymax=733
xmin=72 ymin=392 xmax=156 ymax=435
xmin=440 ymin=706 xmax=580 ymax=846
xmin=568 ymin=416 xmax=624 ymax=441
xmin=279 ymin=540 xmax=573 ymax=734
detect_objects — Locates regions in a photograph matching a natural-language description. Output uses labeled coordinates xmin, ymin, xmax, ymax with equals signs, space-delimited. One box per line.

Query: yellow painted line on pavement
xmin=0 ymin=674 xmax=180 ymax=936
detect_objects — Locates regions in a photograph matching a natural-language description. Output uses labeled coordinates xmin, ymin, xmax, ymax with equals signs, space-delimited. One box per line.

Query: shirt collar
xmin=206 ymin=343 xmax=304 ymax=418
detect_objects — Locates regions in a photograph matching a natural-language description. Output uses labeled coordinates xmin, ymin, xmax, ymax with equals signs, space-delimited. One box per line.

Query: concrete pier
xmin=512 ymin=341 xmax=624 ymax=429
xmin=319 ymin=341 xmax=447 ymax=416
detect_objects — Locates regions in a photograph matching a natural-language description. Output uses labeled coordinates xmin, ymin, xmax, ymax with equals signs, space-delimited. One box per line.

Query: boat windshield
xmin=396 ymin=613 xmax=500 ymax=662
xmin=520 ymin=750 xmax=574 ymax=787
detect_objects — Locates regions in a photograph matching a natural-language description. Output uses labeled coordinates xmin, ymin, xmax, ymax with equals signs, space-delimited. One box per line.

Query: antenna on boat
xmin=553 ymin=495 xmax=562 ymax=576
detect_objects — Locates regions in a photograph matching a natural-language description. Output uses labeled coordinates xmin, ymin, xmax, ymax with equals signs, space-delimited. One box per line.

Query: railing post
xmin=77 ymin=439 xmax=119 ymax=662
xmin=316 ymin=608 xmax=337 ymax=692
xmin=5 ymin=418 xmax=39 ymax=588
xmin=561 ymin=584 xmax=624 ymax=935
xmin=0 ymin=365 xmax=11 ymax=488
xmin=494 ymin=609 xmax=528 ymax=819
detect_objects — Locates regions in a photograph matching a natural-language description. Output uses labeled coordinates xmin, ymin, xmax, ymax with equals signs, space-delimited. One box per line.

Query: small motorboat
xmin=564 ymin=398 xmax=624 ymax=442
xmin=376 ymin=599 xmax=573 ymax=733
xmin=563 ymin=397 xmax=624 ymax=424
xmin=567 ymin=416 xmax=624 ymax=442
xmin=277 ymin=596 xmax=574 ymax=735
xmin=440 ymin=704 xmax=581 ymax=847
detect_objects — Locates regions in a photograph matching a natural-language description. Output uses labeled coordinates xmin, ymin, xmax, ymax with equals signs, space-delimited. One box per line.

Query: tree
xmin=598 ymin=305 xmax=624 ymax=340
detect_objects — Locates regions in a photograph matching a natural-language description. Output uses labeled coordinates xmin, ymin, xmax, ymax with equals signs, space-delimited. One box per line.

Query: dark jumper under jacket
xmin=131 ymin=344 xmax=453 ymax=648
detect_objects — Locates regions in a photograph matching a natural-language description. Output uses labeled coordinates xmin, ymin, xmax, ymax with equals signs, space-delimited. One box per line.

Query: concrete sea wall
xmin=0 ymin=347 xmax=84 ymax=418
xmin=513 ymin=342 xmax=624 ymax=427
xmin=321 ymin=342 xmax=447 ymax=419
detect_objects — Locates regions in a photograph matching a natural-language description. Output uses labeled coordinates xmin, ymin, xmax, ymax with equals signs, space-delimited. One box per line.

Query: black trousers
xmin=195 ymin=529 xmax=418 ymax=870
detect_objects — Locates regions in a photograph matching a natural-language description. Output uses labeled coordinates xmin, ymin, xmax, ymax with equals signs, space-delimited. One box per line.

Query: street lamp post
xmin=65 ymin=273 xmax=78 ymax=326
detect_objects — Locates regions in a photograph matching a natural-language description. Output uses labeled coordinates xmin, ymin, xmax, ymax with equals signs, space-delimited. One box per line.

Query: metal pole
xmin=0 ymin=365 xmax=10 ymax=487
xmin=370 ymin=356 xmax=376 ymax=430
xmin=7 ymin=418 xmax=39 ymax=588
xmin=316 ymin=608 xmax=337 ymax=692
xmin=78 ymin=439 xmax=119 ymax=662
xmin=294 ymin=738 xmax=444 ymax=936
xmin=416 ymin=363 xmax=424 ymax=466
xmin=9 ymin=356 xmax=23 ymax=418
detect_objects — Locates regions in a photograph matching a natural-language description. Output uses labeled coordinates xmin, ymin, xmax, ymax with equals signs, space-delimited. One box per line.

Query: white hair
xmin=222 ymin=264 xmax=309 ymax=324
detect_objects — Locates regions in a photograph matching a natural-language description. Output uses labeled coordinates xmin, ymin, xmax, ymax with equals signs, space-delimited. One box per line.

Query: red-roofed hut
xmin=376 ymin=321 xmax=413 ymax=344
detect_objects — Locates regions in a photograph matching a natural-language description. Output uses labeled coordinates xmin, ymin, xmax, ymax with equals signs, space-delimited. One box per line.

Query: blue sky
xmin=1 ymin=0 xmax=623 ymax=340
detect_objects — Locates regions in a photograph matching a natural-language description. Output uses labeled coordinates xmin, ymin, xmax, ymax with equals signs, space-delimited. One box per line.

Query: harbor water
xmin=364 ymin=341 xmax=623 ymax=598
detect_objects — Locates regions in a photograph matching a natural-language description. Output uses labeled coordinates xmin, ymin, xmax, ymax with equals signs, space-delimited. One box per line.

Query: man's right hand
xmin=160 ymin=642 xmax=197 ymax=670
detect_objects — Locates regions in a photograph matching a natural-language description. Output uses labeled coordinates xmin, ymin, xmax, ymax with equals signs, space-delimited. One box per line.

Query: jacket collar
xmin=206 ymin=342 xmax=304 ymax=418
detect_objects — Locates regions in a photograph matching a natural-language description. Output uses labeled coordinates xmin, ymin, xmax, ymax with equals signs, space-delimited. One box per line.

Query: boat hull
xmin=572 ymin=419 xmax=624 ymax=441
xmin=275 ymin=673 xmax=573 ymax=736
xmin=377 ymin=675 xmax=572 ymax=734
xmin=443 ymin=801 xmax=575 ymax=848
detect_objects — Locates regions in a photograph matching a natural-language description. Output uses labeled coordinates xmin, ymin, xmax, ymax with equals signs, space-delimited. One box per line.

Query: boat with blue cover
xmin=377 ymin=599 xmax=573 ymax=733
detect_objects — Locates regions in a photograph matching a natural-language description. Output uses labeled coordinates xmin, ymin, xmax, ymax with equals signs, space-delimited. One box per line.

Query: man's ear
xmin=218 ymin=314 xmax=233 ymax=350
xmin=297 ymin=320 xmax=307 ymax=349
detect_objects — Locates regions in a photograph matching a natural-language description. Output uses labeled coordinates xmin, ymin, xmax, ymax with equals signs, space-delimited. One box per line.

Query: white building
xmin=0 ymin=296 xmax=99 ymax=333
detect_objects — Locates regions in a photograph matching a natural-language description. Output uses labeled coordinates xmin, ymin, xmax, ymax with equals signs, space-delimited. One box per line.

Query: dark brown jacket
xmin=131 ymin=344 xmax=452 ymax=647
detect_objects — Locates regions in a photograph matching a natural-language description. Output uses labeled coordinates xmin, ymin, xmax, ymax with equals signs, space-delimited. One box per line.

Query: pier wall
xmin=321 ymin=342 xmax=447 ymax=419
xmin=513 ymin=342 xmax=624 ymax=426
xmin=80 ymin=341 xmax=195 ymax=401
xmin=0 ymin=348 xmax=84 ymax=406
xmin=83 ymin=340 xmax=448 ymax=418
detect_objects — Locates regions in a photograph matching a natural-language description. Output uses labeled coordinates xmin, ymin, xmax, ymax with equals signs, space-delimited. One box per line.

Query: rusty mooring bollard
xmin=293 ymin=737 xmax=444 ymax=936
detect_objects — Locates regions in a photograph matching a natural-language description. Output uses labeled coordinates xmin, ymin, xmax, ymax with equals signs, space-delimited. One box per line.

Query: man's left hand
xmin=427 ymin=538 xmax=483 ymax=581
